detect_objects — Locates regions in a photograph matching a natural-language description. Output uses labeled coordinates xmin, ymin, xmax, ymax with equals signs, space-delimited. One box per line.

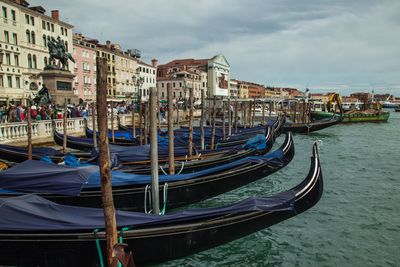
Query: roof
xmin=160 ymin=58 xmax=209 ymax=68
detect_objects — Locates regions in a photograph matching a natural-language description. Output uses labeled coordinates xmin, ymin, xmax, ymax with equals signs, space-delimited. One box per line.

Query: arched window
xmin=42 ymin=34 xmax=47 ymax=47
xmin=27 ymin=54 xmax=32 ymax=68
xmin=26 ymin=30 xmax=30 ymax=43
xmin=65 ymin=41 xmax=68 ymax=52
xmin=31 ymin=31 xmax=35 ymax=44
xmin=32 ymin=55 xmax=37 ymax=69
xmin=44 ymin=56 xmax=48 ymax=66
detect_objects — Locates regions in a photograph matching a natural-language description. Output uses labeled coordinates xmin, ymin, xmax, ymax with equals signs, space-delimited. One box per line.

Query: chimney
xmin=15 ymin=0 xmax=21 ymax=5
xmin=106 ymin=40 xmax=111 ymax=49
xmin=151 ymin=58 xmax=158 ymax=68
xmin=51 ymin=10 xmax=59 ymax=21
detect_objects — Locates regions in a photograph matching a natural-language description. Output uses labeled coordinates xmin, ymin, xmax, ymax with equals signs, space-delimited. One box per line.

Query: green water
xmin=154 ymin=110 xmax=400 ymax=267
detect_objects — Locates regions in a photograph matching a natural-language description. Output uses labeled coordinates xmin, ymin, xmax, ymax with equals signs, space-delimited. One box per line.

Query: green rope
xmin=93 ymin=229 xmax=104 ymax=267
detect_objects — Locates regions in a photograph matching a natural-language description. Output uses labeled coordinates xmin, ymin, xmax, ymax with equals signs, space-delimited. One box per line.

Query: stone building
xmin=0 ymin=0 xmax=73 ymax=105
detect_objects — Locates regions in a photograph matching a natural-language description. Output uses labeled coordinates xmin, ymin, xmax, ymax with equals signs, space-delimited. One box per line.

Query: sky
xmin=31 ymin=0 xmax=400 ymax=96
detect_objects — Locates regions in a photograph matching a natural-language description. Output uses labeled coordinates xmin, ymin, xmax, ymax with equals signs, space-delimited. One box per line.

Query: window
xmin=26 ymin=30 xmax=30 ymax=43
xmin=12 ymin=33 xmax=17 ymax=44
xmin=32 ymin=55 xmax=37 ymax=69
xmin=4 ymin=31 xmax=9 ymax=43
xmin=161 ymin=92 xmax=165 ymax=98
xmin=5 ymin=53 xmax=10 ymax=65
xmin=46 ymin=22 xmax=50 ymax=30
xmin=44 ymin=57 xmax=47 ymax=66
xmin=42 ymin=20 xmax=46 ymax=29
xmin=179 ymin=82 xmax=182 ymax=87
xmin=42 ymin=34 xmax=46 ymax=47
xmin=31 ymin=31 xmax=35 ymax=44
xmin=25 ymin=14 xmax=29 ymax=24
xmin=2 ymin=6 xmax=6 ymax=19
xmin=27 ymin=54 xmax=32 ymax=68
xmin=51 ymin=24 xmax=54 ymax=32
xmin=30 ymin=16 xmax=34 ymax=26
xmin=11 ymin=10 xmax=15 ymax=21
xmin=65 ymin=41 xmax=68 ymax=52
xmin=179 ymin=92 xmax=182 ymax=97
xmin=61 ymin=27 xmax=64 ymax=35
xmin=16 ymin=77 xmax=20 ymax=88
xmin=14 ymin=54 xmax=19 ymax=66
xmin=65 ymin=29 xmax=68 ymax=36
xmin=173 ymin=82 xmax=175 ymax=88
xmin=161 ymin=83 xmax=164 ymax=88
xmin=173 ymin=91 xmax=176 ymax=98
xmin=0 ymin=75 xmax=3 ymax=87
xmin=7 ymin=76 xmax=12 ymax=88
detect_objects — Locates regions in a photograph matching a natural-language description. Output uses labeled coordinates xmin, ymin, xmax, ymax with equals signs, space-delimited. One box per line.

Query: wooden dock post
xmin=210 ymin=96 xmax=216 ymax=150
xmin=132 ymin=97 xmax=136 ymax=140
xmin=139 ymin=93 xmax=143 ymax=145
xmin=188 ymin=84 xmax=194 ymax=158
xmin=234 ymin=98 xmax=238 ymax=133
xmin=144 ymin=101 xmax=148 ymax=145
xmin=149 ymin=87 xmax=160 ymax=214
xmin=243 ymin=101 xmax=247 ymax=129
xmin=111 ymin=101 xmax=115 ymax=143
xmin=262 ymin=99 xmax=266 ymax=125
xmin=63 ymin=98 xmax=67 ymax=153
xmin=222 ymin=100 xmax=226 ymax=140
xmin=167 ymin=83 xmax=175 ymax=174
xmin=228 ymin=98 xmax=232 ymax=136
xmin=91 ymin=103 xmax=97 ymax=149
xmin=252 ymin=98 xmax=256 ymax=128
xmin=200 ymin=89 xmax=205 ymax=150
xmin=96 ymin=57 xmax=118 ymax=267
xmin=27 ymin=100 xmax=32 ymax=160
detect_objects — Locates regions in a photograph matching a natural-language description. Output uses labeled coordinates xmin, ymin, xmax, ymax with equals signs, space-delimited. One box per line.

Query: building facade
xmin=72 ymin=33 xmax=97 ymax=101
xmin=0 ymin=0 xmax=73 ymax=105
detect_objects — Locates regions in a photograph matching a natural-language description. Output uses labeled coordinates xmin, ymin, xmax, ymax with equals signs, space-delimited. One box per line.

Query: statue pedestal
xmin=40 ymin=69 xmax=78 ymax=106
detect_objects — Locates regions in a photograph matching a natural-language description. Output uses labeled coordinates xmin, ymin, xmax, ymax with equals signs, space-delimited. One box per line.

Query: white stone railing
xmin=0 ymin=115 xmax=125 ymax=145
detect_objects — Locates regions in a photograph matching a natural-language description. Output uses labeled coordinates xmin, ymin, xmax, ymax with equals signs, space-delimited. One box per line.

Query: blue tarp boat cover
xmin=0 ymin=147 xmax=283 ymax=196
xmin=0 ymin=144 xmax=64 ymax=157
xmin=0 ymin=160 xmax=96 ymax=196
xmin=0 ymin=191 xmax=295 ymax=231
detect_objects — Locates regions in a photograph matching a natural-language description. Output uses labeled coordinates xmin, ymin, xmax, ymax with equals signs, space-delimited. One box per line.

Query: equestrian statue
xmin=47 ymin=36 xmax=75 ymax=70
xmin=32 ymin=84 xmax=52 ymax=106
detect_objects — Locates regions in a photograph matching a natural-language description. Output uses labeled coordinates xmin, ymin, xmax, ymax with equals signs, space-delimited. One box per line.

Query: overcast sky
xmin=31 ymin=0 xmax=400 ymax=95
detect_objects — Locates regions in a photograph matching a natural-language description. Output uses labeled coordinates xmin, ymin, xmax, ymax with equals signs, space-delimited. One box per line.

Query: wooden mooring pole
xmin=139 ymin=93 xmax=143 ymax=145
xmin=188 ymin=85 xmax=194 ymax=158
xmin=222 ymin=100 xmax=226 ymax=141
xmin=167 ymin=83 xmax=175 ymax=174
xmin=96 ymin=57 xmax=118 ymax=267
xmin=27 ymin=100 xmax=32 ymax=160
xmin=111 ymin=101 xmax=115 ymax=143
xmin=63 ymin=98 xmax=67 ymax=153
xmin=144 ymin=101 xmax=149 ymax=145
xmin=92 ymin=103 xmax=97 ymax=149
xmin=150 ymin=87 xmax=160 ymax=214
xmin=210 ymin=96 xmax=216 ymax=150
xmin=234 ymin=98 xmax=238 ymax=133
xmin=252 ymin=98 xmax=256 ymax=128
xmin=132 ymin=97 xmax=136 ymax=140
xmin=200 ymin=90 xmax=205 ymax=150
xmin=228 ymin=98 xmax=232 ymax=136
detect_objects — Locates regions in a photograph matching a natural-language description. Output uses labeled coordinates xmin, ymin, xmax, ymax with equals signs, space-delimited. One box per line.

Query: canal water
xmin=154 ymin=109 xmax=400 ymax=267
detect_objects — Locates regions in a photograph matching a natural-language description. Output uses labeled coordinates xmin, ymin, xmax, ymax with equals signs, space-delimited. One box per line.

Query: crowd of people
xmin=0 ymin=100 xmax=201 ymax=124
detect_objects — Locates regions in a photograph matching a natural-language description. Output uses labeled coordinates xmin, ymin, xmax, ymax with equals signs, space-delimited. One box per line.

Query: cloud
xmin=31 ymin=0 xmax=400 ymax=95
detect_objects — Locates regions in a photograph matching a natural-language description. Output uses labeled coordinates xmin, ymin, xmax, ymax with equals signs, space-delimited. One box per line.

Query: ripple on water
xmin=153 ymin=111 xmax=400 ymax=267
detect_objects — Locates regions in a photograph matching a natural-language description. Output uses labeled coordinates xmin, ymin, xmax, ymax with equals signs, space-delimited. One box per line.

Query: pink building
xmin=72 ymin=33 xmax=98 ymax=101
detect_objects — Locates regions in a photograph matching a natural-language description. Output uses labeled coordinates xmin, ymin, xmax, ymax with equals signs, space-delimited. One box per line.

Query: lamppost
xmin=132 ymin=67 xmax=144 ymax=143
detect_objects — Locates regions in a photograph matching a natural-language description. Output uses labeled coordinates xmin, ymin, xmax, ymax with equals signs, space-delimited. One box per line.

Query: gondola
xmin=110 ymin=125 xmax=275 ymax=174
xmin=0 ymin=141 xmax=321 ymax=267
xmin=0 ymin=143 xmax=91 ymax=163
xmin=0 ymin=131 xmax=294 ymax=211
xmin=282 ymin=115 xmax=342 ymax=134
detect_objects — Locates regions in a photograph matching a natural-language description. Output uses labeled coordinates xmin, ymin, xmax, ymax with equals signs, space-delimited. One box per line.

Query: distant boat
xmin=382 ymin=101 xmax=399 ymax=108
xmin=310 ymin=110 xmax=390 ymax=123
